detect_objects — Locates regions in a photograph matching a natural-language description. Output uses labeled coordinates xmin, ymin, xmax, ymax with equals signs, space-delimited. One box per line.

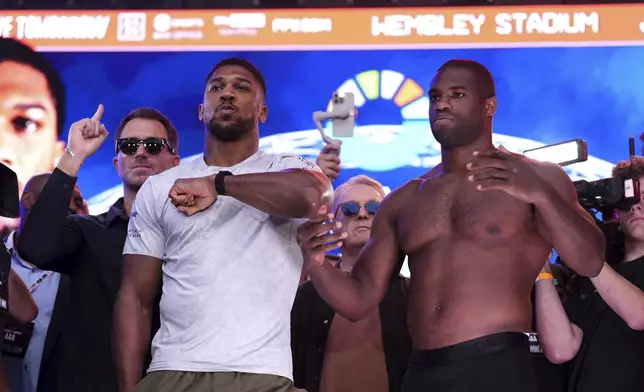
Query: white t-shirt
xmin=123 ymin=150 xmax=322 ymax=380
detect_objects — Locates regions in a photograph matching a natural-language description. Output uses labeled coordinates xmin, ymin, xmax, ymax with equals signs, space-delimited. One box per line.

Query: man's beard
xmin=431 ymin=121 xmax=483 ymax=149
xmin=206 ymin=115 xmax=256 ymax=142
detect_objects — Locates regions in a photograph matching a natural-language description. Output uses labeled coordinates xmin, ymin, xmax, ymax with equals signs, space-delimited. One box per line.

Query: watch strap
xmin=215 ymin=171 xmax=233 ymax=196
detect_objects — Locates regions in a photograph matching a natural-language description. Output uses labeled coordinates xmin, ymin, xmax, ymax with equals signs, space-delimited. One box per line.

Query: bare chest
xmin=398 ymin=177 xmax=536 ymax=254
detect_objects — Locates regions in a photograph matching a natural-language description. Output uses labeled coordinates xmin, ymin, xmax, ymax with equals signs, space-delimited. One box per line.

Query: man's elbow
xmin=301 ymin=172 xmax=333 ymax=218
xmin=545 ymin=345 xmax=578 ymax=364
xmin=625 ymin=311 xmax=644 ymax=331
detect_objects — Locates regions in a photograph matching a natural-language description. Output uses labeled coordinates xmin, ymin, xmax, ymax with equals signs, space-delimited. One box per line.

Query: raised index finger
xmin=92 ymin=104 xmax=104 ymax=121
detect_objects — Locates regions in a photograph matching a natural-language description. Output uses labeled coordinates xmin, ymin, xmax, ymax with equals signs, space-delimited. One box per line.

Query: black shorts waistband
xmin=410 ymin=332 xmax=529 ymax=367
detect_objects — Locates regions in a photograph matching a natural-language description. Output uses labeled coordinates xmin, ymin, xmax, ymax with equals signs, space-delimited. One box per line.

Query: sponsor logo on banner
xmin=153 ymin=13 xmax=204 ymax=40
xmin=117 ymin=12 xmax=147 ymax=42
xmin=0 ymin=4 xmax=640 ymax=49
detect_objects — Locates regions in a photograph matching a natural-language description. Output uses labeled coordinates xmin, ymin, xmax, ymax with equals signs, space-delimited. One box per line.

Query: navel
xmin=486 ymin=225 xmax=502 ymax=235
xmin=434 ymin=305 xmax=443 ymax=312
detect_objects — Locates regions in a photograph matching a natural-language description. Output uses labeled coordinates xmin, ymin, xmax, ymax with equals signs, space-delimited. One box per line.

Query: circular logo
xmin=153 ymin=13 xmax=172 ymax=33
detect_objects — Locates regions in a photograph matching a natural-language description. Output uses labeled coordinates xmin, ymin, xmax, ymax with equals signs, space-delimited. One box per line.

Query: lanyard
xmin=29 ymin=271 xmax=51 ymax=293
xmin=9 ymin=248 xmax=52 ymax=293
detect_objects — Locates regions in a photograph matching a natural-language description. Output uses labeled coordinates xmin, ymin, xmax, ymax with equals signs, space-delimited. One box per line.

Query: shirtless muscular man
xmin=299 ymin=59 xmax=605 ymax=391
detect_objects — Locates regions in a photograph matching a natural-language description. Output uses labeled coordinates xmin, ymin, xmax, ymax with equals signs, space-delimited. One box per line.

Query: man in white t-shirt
xmin=113 ymin=58 xmax=333 ymax=392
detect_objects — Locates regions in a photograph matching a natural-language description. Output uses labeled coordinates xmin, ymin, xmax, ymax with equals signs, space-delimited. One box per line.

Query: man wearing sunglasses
xmin=17 ymin=105 xmax=179 ymax=392
xmin=299 ymin=59 xmax=604 ymax=392
xmin=293 ymin=175 xmax=411 ymax=392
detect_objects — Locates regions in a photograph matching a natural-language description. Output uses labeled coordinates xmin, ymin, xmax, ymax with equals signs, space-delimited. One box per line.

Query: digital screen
xmin=1 ymin=4 xmax=642 ymax=216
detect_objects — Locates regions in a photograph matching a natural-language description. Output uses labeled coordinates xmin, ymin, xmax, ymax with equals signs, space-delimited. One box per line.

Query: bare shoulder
xmin=379 ymin=179 xmax=423 ymax=217
xmin=526 ymin=158 xmax=577 ymax=202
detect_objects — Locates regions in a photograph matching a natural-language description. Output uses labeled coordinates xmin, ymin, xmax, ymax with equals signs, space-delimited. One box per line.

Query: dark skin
xmin=114 ymin=65 xmax=332 ymax=392
xmin=303 ymin=66 xmax=604 ymax=350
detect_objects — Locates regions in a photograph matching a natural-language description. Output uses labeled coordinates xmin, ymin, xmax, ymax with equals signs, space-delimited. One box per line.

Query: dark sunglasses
xmin=335 ymin=201 xmax=380 ymax=217
xmin=116 ymin=137 xmax=175 ymax=156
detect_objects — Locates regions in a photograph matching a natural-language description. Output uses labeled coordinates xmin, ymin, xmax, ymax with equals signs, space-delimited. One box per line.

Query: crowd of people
xmin=0 ymin=36 xmax=643 ymax=392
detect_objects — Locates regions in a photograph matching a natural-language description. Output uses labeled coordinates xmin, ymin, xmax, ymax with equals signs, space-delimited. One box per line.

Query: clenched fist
xmin=296 ymin=206 xmax=347 ymax=273
xmin=67 ymin=104 xmax=109 ymax=159
xmin=169 ymin=175 xmax=218 ymax=216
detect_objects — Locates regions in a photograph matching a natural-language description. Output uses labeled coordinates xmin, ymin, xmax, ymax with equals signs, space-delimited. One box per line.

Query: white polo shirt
xmin=123 ymin=150 xmax=322 ymax=380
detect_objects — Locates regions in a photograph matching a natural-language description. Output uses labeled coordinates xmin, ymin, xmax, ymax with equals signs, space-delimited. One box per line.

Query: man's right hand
xmin=296 ymin=207 xmax=347 ymax=272
xmin=58 ymin=105 xmax=109 ymax=177
xmin=316 ymin=142 xmax=342 ymax=181
xmin=67 ymin=104 xmax=109 ymax=159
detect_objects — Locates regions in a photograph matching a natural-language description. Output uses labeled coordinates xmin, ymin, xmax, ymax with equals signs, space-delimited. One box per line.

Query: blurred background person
xmin=535 ymin=157 xmax=644 ymax=392
xmin=17 ymin=106 xmax=179 ymax=392
xmin=293 ymin=174 xmax=412 ymax=392
xmin=3 ymin=172 xmax=88 ymax=392
xmin=0 ymin=163 xmax=39 ymax=392
xmin=0 ymin=38 xmax=66 ymax=238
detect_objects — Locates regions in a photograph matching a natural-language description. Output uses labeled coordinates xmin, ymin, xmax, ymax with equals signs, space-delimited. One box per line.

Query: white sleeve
xmin=270 ymin=154 xmax=323 ymax=173
xmin=122 ymin=178 xmax=165 ymax=259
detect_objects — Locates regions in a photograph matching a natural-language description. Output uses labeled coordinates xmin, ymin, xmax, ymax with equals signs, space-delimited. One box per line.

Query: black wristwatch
xmin=215 ymin=171 xmax=233 ymax=196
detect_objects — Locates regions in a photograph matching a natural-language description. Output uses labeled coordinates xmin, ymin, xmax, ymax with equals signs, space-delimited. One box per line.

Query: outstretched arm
xmin=223 ymin=156 xmax=333 ymax=219
xmin=301 ymin=186 xmax=406 ymax=321
xmin=533 ymin=162 xmax=605 ymax=277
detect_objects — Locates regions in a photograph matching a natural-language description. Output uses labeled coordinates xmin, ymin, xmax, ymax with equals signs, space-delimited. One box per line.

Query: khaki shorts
xmin=133 ymin=371 xmax=306 ymax=392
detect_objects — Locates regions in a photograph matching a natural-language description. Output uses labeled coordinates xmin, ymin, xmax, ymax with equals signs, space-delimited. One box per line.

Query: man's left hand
xmin=466 ymin=145 xmax=546 ymax=204
xmin=168 ymin=175 xmax=218 ymax=216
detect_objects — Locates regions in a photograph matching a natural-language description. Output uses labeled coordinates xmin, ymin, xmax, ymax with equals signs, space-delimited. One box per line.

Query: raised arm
xmin=113 ymin=179 xmax=163 ymax=392
xmin=533 ymin=162 xmax=605 ymax=277
xmin=224 ymin=155 xmax=332 ymax=219
xmin=534 ymin=261 xmax=582 ymax=363
xmin=17 ymin=166 xmax=85 ymax=273
xmin=300 ymin=187 xmax=406 ymax=321
xmin=18 ymin=106 xmax=109 ymax=273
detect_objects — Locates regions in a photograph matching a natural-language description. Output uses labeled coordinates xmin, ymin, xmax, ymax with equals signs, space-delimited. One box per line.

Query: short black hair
xmin=205 ymin=57 xmax=267 ymax=99
xmin=0 ymin=38 xmax=66 ymax=136
xmin=438 ymin=59 xmax=495 ymax=99
xmin=114 ymin=107 xmax=179 ymax=154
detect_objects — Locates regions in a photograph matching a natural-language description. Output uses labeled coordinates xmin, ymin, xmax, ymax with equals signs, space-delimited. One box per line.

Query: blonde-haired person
xmin=292 ymin=174 xmax=411 ymax=392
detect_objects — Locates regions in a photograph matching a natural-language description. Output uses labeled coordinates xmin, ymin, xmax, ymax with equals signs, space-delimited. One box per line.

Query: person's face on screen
xmin=112 ymin=118 xmax=179 ymax=190
xmin=619 ymin=176 xmax=644 ymax=243
xmin=429 ymin=67 xmax=488 ymax=148
xmin=0 ymin=61 xmax=63 ymax=194
xmin=199 ymin=65 xmax=267 ymax=142
xmin=334 ymin=183 xmax=384 ymax=250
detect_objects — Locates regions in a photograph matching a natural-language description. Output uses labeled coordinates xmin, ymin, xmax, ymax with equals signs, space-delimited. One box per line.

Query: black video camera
xmin=574 ymin=177 xmax=640 ymax=214
xmin=523 ymin=137 xmax=641 ymax=221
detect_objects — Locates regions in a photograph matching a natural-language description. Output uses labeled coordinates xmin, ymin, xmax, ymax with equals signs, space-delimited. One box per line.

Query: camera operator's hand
xmin=297 ymin=206 xmax=347 ymax=273
xmin=58 ymin=105 xmax=109 ymax=177
xmin=316 ymin=141 xmax=342 ymax=182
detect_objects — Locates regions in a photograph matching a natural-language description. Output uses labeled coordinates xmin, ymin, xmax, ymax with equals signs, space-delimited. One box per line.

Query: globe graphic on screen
xmin=86 ymin=69 xmax=616 ymax=276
